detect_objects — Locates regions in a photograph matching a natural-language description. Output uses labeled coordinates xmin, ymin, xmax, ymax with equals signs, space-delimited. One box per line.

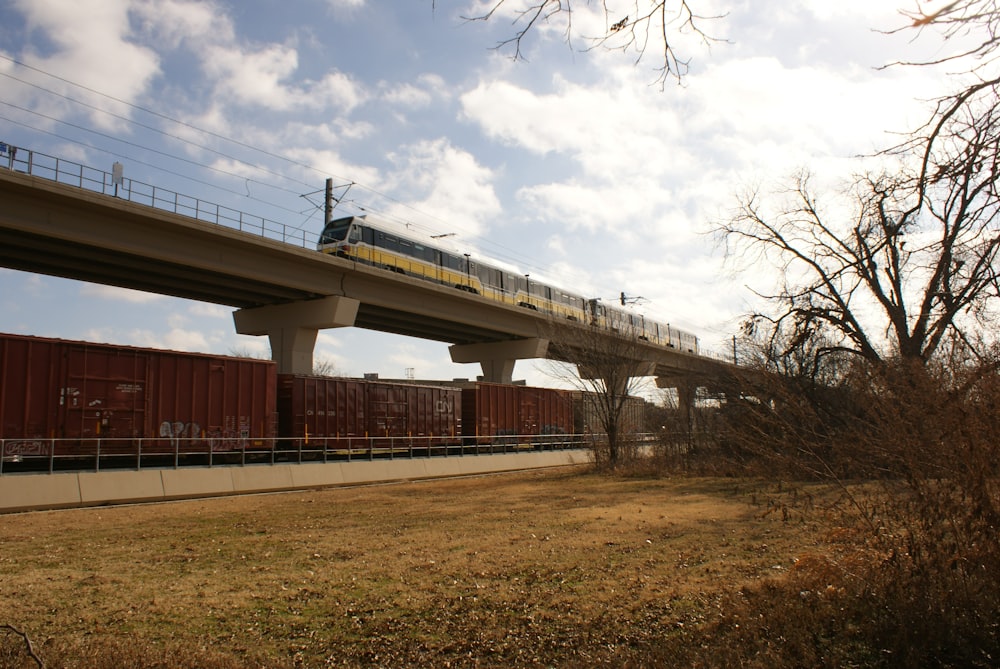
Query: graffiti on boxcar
xmin=159 ymin=419 xmax=204 ymax=450
xmin=200 ymin=416 xmax=253 ymax=451
xmin=3 ymin=440 xmax=50 ymax=456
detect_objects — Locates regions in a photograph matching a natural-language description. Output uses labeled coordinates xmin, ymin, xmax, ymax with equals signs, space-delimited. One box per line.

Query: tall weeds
xmin=666 ymin=353 xmax=1000 ymax=666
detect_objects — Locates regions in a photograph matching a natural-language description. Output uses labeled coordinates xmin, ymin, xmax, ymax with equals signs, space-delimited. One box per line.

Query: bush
xmin=659 ymin=353 xmax=1000 ymax=666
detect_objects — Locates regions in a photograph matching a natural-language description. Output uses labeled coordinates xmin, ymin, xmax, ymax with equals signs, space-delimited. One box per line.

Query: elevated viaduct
xmin=0 ymin=148 xmax=731 ymax=387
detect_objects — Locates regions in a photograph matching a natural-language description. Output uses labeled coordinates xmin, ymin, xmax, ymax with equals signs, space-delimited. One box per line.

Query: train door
xmin=61 ymin=345 xmax=147 ymax=440
xmin=519 ymin=387 xmax=539 ymax=437
xmin=368 ymin=383 xmax=407 ymax=438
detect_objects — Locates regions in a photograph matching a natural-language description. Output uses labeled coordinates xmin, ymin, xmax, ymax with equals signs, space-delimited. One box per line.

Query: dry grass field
xmin=0 ymin=467 xmax=838 ymax=668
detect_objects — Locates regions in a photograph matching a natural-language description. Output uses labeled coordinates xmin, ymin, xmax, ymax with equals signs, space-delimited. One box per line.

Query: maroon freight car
xmin=277 ymin=375 xmax=461 ymax=453
xmin=460 ymin=382 xmax=573 ymax=444
xmin=0 ymin=333 xmax=276 ymax=461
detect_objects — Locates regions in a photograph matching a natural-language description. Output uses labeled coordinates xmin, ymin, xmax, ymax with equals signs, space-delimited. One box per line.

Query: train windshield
xmin=318 ymin=219 xmax=354 ymax=246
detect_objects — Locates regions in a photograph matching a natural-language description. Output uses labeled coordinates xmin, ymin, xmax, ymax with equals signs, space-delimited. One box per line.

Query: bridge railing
xmin=0 ymin=433 xmax=594 ymax=475
xmin=0 ymin=142 xmax=320 ymax=249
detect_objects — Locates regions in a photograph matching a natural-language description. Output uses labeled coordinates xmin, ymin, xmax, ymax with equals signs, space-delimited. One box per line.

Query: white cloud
xmin=383 ymin=139 xmax=501 ymax=237
xmin=79 ymin=284 xmax=165 ymax=304
xmin=212 ymin=52 xmax=363 ymax=112
xmin=162 ymin=327 xmax=210 ymax=351
xmin=189 ymin=303 xmax=229 ymax=319
xmin=12 ymin=0 xmax=160 ymax=129
xmin=131 ymin=0 xmax=233 ymax=48
xmin=132 ymin=0 xmax=366 ymax=114
xmin=381 ymin=74 xmax=449 ymax=109
xmin=325 ymin=0 xmax=366 ymax=10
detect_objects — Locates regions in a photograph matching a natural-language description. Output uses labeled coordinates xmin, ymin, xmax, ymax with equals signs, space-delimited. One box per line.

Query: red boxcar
xmin=277 ymin=375 xmax=461 ymax=450
xmin=461 ymin=383 xmax=573 ymax=443
xmin=0 ymin=333 xmax=276 ymax=458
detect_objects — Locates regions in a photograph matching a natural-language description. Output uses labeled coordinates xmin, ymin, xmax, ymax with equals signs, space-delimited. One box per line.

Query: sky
xmin=0 ymin=0 xmax=966 ymax=387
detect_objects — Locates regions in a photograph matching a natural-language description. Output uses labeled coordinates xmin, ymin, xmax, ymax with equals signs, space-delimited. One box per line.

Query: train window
xmin=484 ymin=268 xmax=499 ymax=288
xmin=319 ymin=221 xmax=352 ymax=244
xmin=362 ymin=226 xmax=374 ymax=244
xmin=413 ymin=243 xmax=434 ymax=262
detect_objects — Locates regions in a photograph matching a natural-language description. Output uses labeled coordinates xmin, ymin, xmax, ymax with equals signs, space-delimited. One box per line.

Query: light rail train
xmin=318 ymin=215 xmax=699 ymax=353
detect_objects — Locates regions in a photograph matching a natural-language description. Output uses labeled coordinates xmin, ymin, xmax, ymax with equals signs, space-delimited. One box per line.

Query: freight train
xmin=318 ymin=215 xmax=699 ymax=353
xmin=0 ymin=333 xmax=585 ymax=470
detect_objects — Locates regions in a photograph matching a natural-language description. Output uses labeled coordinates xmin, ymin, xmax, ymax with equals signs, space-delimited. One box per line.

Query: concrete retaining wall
xmin=0 ymin=450 xmax=592 ymax=513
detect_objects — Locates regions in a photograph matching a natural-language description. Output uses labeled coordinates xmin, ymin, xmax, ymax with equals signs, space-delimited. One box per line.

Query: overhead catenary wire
xmin=0 ymin=54 xmax=619 ymax=291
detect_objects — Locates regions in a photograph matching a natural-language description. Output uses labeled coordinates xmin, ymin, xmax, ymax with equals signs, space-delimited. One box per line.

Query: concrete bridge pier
xmin=233 ymin=296 xmax=360 ymax=374
xmin=656 ymin=376 xmax=698 ymax=433
xmin=449 ymin=338 xmax=550 ymax=384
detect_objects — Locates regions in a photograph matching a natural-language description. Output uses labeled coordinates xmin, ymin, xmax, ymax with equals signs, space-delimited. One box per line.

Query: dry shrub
xmin=664 ymin=352 xmax=1000 ymax=667
xmin=0 ymin=634 xmax=273 ymax=669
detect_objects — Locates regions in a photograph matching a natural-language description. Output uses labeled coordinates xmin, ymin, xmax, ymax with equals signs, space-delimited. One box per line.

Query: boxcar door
xmin=62 ymin=344 xmax=147 ymax=440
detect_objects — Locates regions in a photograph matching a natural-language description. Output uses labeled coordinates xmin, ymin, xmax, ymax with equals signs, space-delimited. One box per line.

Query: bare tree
xmin=545 ymin=321 xmax=653 ymax=468
xmin=311 ymin=356 xmax=342 ymax=377
xmin=716 ymin=3 xmax=1000 ymax=367
xmin=718 ymin=137 xmax=1000 ymax=367
xmin=461 ymin=0 xmax=724 ymax=86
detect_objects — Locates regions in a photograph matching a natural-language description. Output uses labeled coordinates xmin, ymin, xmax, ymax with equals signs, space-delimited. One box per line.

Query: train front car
xmin=319 ymin=215 xmax=479 ymax=293
xmin=318 ymin=215 xmax=365 ymax=261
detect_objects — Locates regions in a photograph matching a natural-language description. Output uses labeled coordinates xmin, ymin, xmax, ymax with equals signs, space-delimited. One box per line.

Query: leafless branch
xmin=462 ymin=1 xmax=726 ymax=87
xmin=1 ymin=624 xmax=45 ymax=669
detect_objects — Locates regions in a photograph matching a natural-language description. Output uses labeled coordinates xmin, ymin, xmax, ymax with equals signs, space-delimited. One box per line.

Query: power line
xmin=0 ymin=112 xmax=312 ymax=221
xmin=0 ymin=54 xmax=352 ymax=186
xmin=0 ymin=54 xmax=606 ymax=287
xmin=0 ymin=70 xmax=321 ymax=192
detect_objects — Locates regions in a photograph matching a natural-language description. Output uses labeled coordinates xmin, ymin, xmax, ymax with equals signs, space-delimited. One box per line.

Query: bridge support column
xmin=448 ymin=338 xmax=549 ymax=384
xmin=233 ymin=296 xmax=360 ymax=375
xmin=656 ymin=376 xmax=697 ymax=434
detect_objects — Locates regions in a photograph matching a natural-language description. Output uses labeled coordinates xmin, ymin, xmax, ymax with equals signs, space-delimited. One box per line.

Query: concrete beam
xmin=577 ymin=361 xmax=658 ymax=380
xmin=233 ymin=296 xmax=360 ymax=374
xmin=449 ymin=338 xmax=549 ymax=384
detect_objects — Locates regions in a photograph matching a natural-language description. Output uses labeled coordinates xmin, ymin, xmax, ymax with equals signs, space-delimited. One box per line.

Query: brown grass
xmin=0 ymin=468 xmax=839 ymax=668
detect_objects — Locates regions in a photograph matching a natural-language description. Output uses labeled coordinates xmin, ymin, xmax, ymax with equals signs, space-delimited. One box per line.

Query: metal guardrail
xmin=0 ymin=434 xmax=594 ymax=475
xmin=0 ymin=142 xmax=319 ymax=249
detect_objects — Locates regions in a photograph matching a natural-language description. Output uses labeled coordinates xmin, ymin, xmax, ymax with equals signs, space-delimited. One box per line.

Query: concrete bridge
xmin=0 ymin=147 xmax=730 ymax=386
